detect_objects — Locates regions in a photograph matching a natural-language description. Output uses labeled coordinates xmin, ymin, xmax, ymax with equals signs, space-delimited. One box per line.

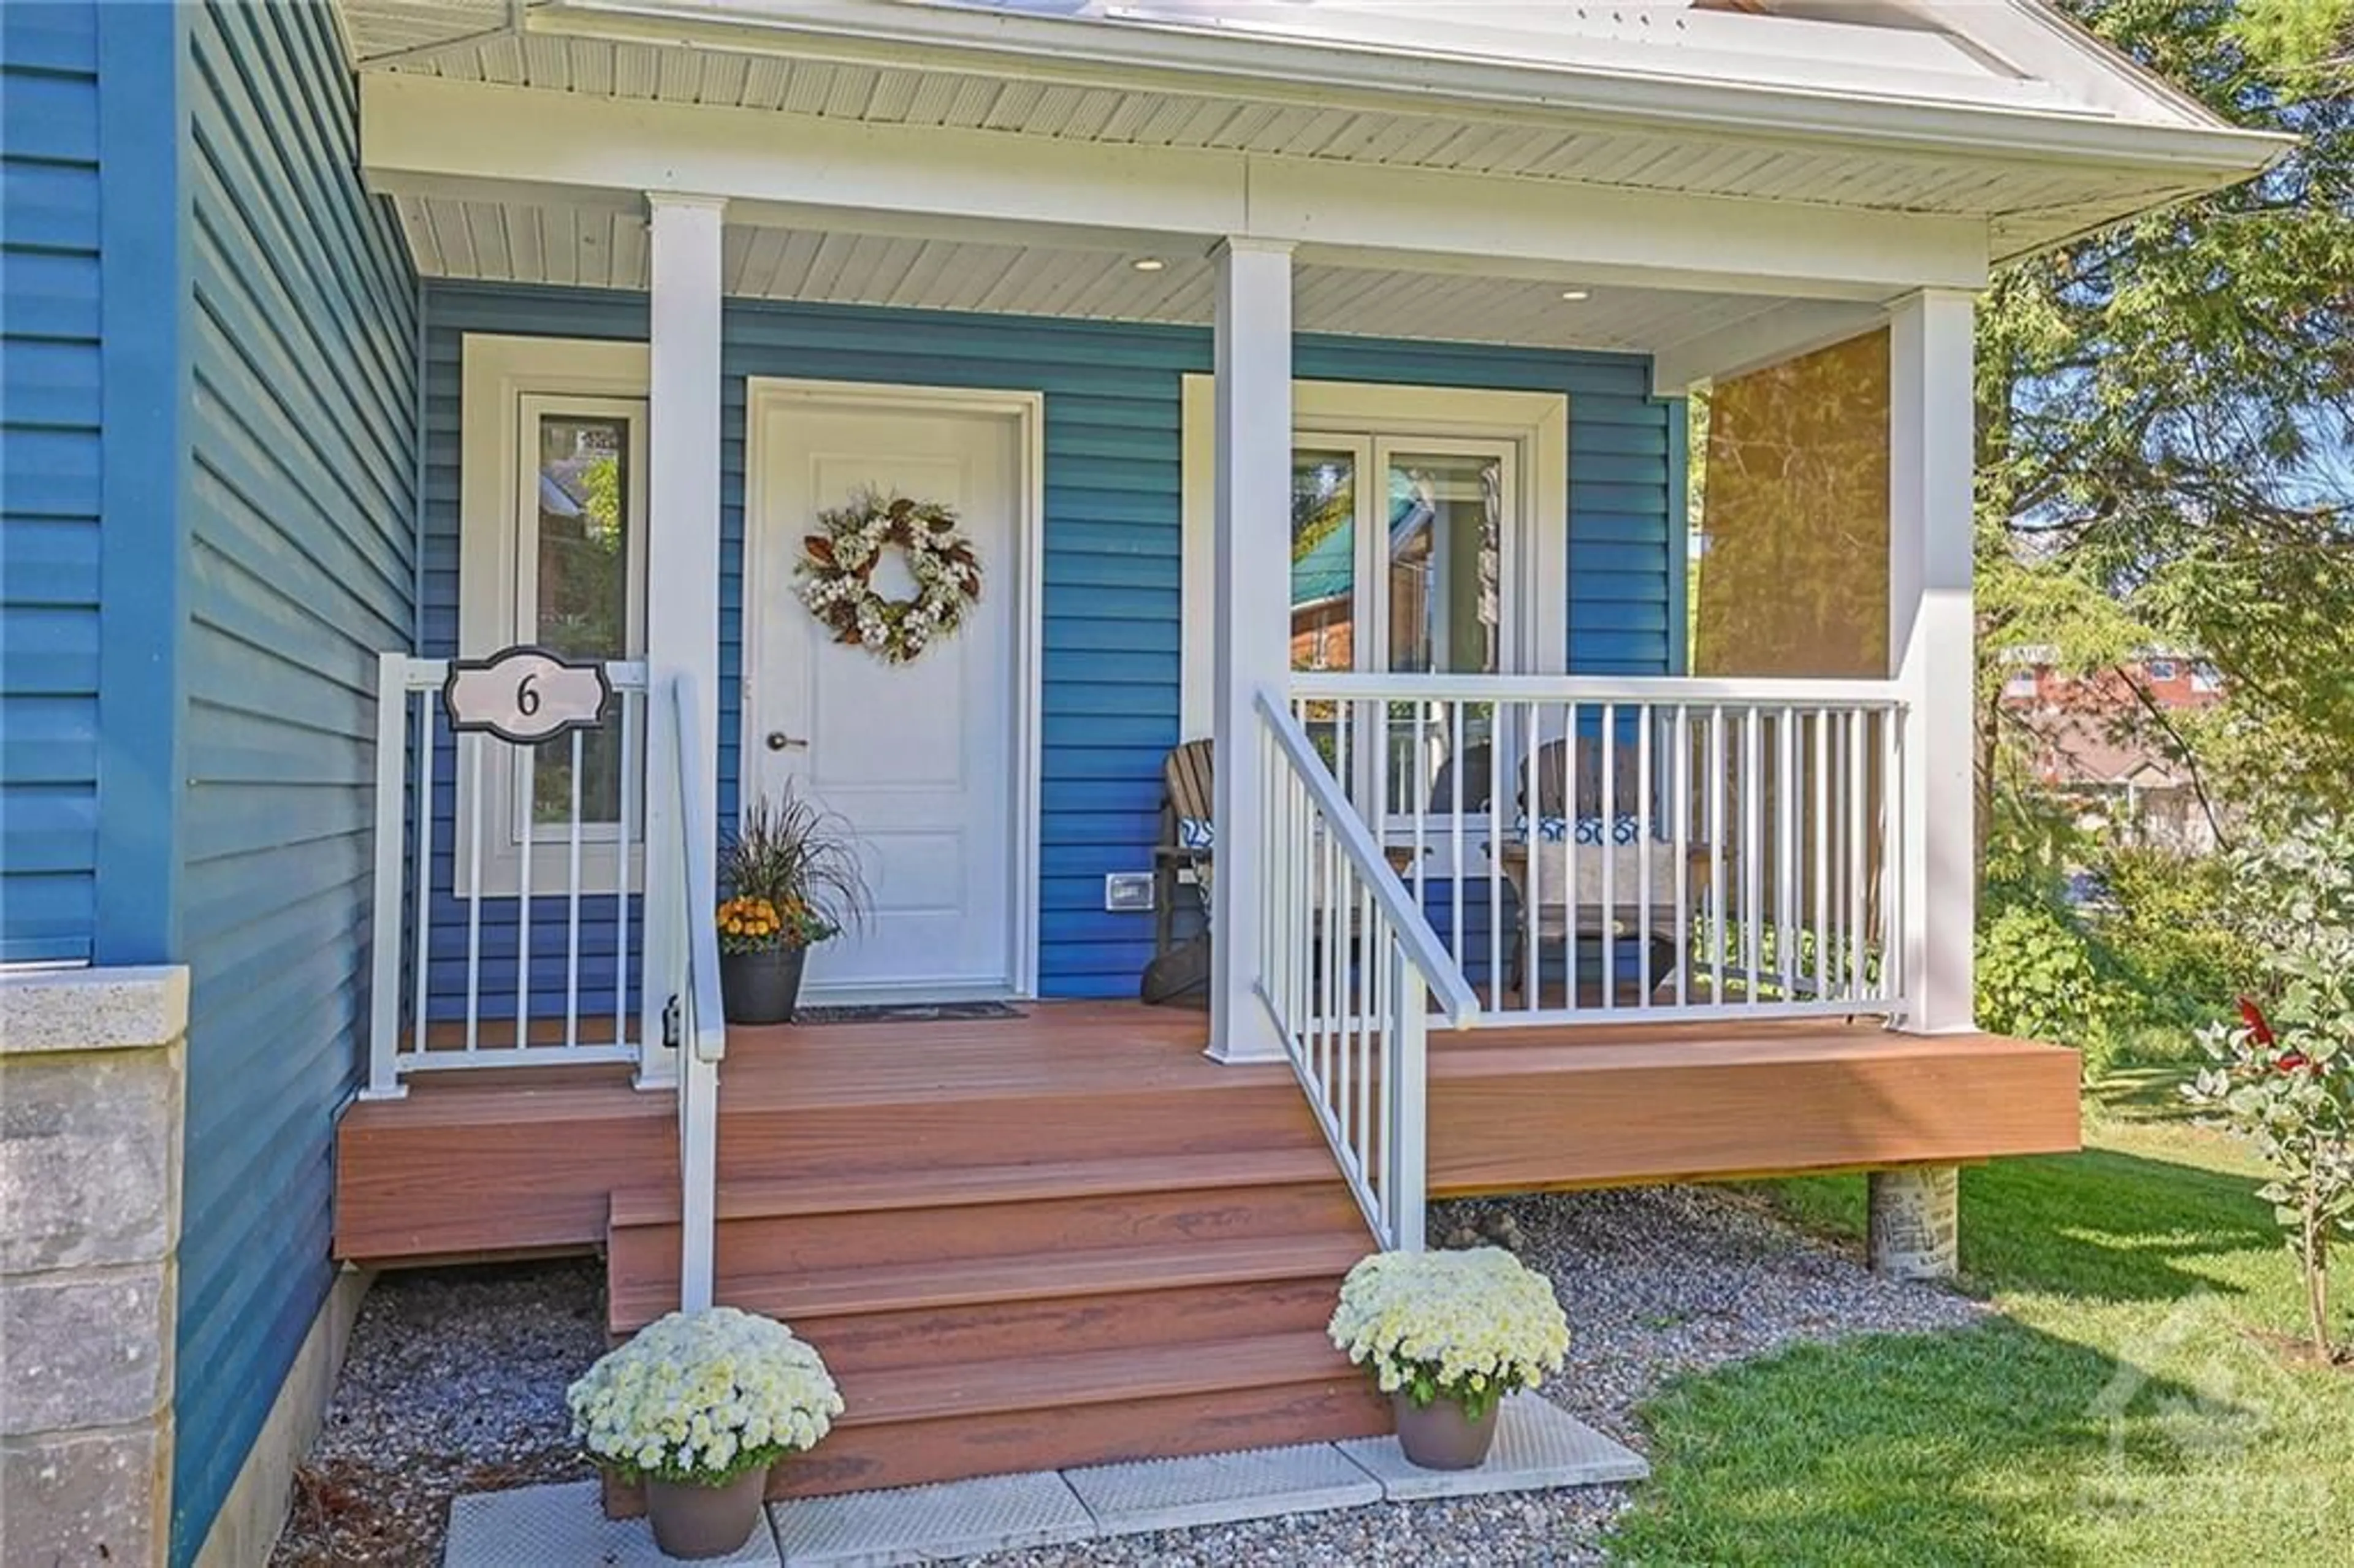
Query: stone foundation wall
xmin=2 ymin=966 xmax=189 ymax=1568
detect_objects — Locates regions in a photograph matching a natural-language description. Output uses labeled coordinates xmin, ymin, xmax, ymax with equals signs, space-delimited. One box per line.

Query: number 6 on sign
xmin=441 ymin=645 xmax=612 ymax=745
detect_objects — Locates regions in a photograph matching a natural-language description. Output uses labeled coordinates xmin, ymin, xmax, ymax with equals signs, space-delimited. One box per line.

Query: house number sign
xmin=441 ymin=645 xmax=611 ymax=745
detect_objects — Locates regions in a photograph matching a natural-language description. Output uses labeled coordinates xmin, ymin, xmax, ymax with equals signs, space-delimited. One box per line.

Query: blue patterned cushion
xmin=1177 ymin=816 xmax=1216 ymax=852
xmin=1517 ymin=813 xmax=1644 ymax=845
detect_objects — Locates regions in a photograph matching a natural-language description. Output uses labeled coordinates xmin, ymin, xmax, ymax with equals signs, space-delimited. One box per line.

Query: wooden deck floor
xmin=337 ymin=1002 xmax=2079 ymax=1261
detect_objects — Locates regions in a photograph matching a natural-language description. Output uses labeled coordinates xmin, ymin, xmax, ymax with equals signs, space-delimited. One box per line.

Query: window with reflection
xmin=520 ymin=401 xmax=643 ymax=835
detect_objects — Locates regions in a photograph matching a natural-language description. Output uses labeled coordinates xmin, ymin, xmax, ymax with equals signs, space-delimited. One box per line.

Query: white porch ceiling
xmin=397 ymin=195 xmax=1787 ymax=357
xmin=335 ymin=4 xmax=2272 ymax=262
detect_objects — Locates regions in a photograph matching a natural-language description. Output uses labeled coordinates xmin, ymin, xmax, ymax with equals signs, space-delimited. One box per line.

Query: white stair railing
xmin=365 ymin=652 xmax=650 ymax=1097
xmin=1289 ymin=673 xmax=1908 ymax=1026
xmin=658 ymin=672 xmax=726 ymax=1312
xmin=1256 ymin=691 xmax=1480 ymax=1252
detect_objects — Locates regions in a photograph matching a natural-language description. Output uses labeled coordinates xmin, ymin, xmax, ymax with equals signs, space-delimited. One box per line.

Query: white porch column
xmin=641 ymin=192 xmax=726 ymax=1081
xmin=1887 ymin=288 xmax=1976 ymax=1034
xmin=1207 ymin=237 xmax=1294 ymax=1064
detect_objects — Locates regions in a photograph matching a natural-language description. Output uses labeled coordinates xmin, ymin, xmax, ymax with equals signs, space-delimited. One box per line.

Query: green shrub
xmin=1976 ymin=899 xmax=2125 ymax=1058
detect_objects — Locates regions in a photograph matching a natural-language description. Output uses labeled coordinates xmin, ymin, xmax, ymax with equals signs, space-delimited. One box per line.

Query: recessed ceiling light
xmin=1132 ymin=257 xmax=1167 ymax=273
xmin=1560 ymin=287 xmax=1591 ymax=302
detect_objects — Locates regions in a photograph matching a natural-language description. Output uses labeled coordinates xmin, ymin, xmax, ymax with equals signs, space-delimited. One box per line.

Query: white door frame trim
xmin=739 ymin=375 xmax=1046 ymax=1000
xmin=1178 ymin=375 xmax=1572 ymax=737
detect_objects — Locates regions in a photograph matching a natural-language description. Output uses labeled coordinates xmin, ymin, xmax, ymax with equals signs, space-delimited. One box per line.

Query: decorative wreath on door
xmin=794 ymin=489 xmax=983 ymax=664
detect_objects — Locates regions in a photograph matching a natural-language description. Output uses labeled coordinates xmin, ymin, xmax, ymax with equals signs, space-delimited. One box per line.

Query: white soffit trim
xmin=519 ymin=0 xmax=2289 ymax=177
xmin=360 ymin=76 xmax=1994 ymax=300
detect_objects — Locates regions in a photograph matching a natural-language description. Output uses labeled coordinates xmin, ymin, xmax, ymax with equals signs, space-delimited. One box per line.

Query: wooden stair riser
xmin=773 ymin=1376 xmax=1390 ymax=1499
xmin=603 ymin=1376 xmax=1390 ymax=1516
xmin=714 ymin=1091 xmax=1325 ymax=1178
xmin=727 ymin=1276 xmax=1348 ymax=1377
xmin=619 ymin=1182 xmax=1363 ymax=1283
xmin=604 ymin=1227 xmax=1373 ymax=1339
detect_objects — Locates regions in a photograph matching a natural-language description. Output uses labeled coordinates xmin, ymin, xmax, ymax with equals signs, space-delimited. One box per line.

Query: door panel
xmin=746 ymin=397 xmax=1023 ymax=998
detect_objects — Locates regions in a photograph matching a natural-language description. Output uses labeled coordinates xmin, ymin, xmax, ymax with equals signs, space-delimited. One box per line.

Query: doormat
xmin=793 ymin=1000 xmax=1026 ymax=1026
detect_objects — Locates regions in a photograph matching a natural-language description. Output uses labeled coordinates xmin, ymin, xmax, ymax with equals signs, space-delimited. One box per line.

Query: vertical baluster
xmin=1335 ymin=857 xmax=1355 ymax=1163
xmin=616 ymin=686 xmax=638 ymax=1046
xmin=1356 ymin=878 xmax=1374 ymax=1176
xmin=1563 ymin=702 xmax=1579 ymax=1014
xmin=1708 ymin=704 xmax=1726 ymax=1006
xmin=409 ymin=687 xmax=432 ymax=1065
xmin=1321 ymin=812 xmax=1340 ymax=1100
xmin=565 ymin=729 xmax=585 ymax=1049
xmin=1449 ymin=700 xmax=1465 ymax=969
xmin=1373 ymin=929 xmax=1394 ymax=1230
xmin=1812 ymin=708 xmax=1829 ymax=1003
xmin=1486 ymin=721 xmax=1503 ymax=1012
xmin=1599 ymin=704 xmax=1617 ymax=1013
xmin=1412 ymin=698 xmax=1430 ymax=915
xmin=1673 ymin=702 xmax=1689 ymax=1010
xmin=1522 ymin=700 xmax=1541 ymax=1014
xmin=1884 ymin=706 xmax=1903 ymax=1005
xmin=1847 ymin=706 xmax=1867 ymax=1002
xmin=1743 ymin=707 xmax=1764 ymax=1002
xmin=1776 ymin=704 xmax=1795 ymax=1000
xmin=1392 ymin=957 xmax=1428 ymax=1253
xmin=464 ymin=732 xmax=485 ymax=1053
xmin=1634 ymin=704 xmax=1653 ymax=1008
xmin=516 ymin=740 xmax=536 ymax=1049
xmin=1301 ymin=769 xmax=1316 ymax=1038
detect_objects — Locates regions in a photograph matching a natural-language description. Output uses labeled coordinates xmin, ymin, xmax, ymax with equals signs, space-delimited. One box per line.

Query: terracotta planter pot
xmin=720 ymin=944 xmax=810 ymax=1025
xmin=644 ymin=1468 xmax=767 ymax=1559
xmin=1392 ymin=1391 xmax=1499 ymax=1470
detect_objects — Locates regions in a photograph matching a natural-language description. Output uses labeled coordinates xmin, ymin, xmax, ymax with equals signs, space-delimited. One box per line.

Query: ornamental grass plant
xmin=1328 ymin=1246 xmax=1571 ymax=1419
xmin=718 ymin=786 xmax=867 ymax=949
xmin=566 ymin=1307 xmax=844 ymax=1486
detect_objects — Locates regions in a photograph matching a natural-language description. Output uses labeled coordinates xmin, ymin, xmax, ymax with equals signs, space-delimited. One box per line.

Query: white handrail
xmin=665 ymin=673 xmax=726 ymax=1313
xmin=1292 ymin=671 xmax=1904 ymax=707
xmin=1255 ymin=690 xmax=1477 ymax=1254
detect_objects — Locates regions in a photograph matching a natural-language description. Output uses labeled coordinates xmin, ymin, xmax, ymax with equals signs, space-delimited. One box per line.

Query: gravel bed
xmin=272 ymin=1184 xmax=1983 ymax=1566
xmin=269 ymin=1258 xmax=606 ymax=1567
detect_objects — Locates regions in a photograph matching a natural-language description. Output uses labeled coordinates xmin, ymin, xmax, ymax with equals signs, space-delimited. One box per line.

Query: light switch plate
xmin=1105 ymin=872 xmax=1155 ymax=913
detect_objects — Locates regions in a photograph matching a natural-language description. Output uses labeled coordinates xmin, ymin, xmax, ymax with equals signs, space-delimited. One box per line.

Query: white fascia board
xmin=528 ymin=0 xmax=2290 ymax=180
xmin=1902 ymin=1 xmax=2229 ymax=131
xmin=1650 ymin=300 xmax=1891 ymax=394
xmin=360 ymin=75 xmax=1991 ymax=299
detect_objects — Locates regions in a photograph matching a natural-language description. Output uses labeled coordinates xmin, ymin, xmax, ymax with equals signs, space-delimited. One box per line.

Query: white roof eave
xmin=525 ymin=0 xmax=2293 ymax=183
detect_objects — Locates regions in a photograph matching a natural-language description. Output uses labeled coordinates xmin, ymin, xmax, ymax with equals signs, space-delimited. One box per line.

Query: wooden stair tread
xmin=609 ymin=1146 xmax=1344 ymax=1227
xmin=834 ymin=1330 xmax=1357 ymax=1426
xmin=609 ymin=1230 xmax=1371 ymax=1333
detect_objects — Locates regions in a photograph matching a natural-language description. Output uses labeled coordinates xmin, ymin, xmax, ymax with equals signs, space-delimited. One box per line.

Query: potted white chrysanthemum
xmin=1327 ymin=1247 xmax=1570 ymax=1469
xmin=566 ymin=1307 xmax=844 ymax=1559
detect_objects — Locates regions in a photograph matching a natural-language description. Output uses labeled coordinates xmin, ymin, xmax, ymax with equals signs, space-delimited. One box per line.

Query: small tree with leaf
xmin=2185 ymin=818 xmax=2354 ymax=1360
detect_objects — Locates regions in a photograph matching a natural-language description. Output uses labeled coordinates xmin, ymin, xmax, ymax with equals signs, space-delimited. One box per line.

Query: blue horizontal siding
xmin=1 ymin=1 xmax=102 ymax=961
xmin=170 ymin=4 xmax=419 ymax=1563
xmin=417 ymin=284 xmax=1674 ymax=999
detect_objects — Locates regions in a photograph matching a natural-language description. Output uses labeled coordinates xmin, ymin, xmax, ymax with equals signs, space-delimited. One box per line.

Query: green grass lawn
xmin=1607 ymin=1073 xmax=2354 ymax=1567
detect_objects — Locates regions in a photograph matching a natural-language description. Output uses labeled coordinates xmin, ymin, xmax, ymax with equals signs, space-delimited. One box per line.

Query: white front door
xmin=744 ymin=383 xmax=1031 ymax=1000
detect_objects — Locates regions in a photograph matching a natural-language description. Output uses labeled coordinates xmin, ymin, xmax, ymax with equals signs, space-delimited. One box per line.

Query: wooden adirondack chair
xmin=1142 ymin=739 xmax=1215 ymax=1005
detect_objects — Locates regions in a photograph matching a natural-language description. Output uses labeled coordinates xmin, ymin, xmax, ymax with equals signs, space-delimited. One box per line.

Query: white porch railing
xmin=1256 ymin=691 xmax=1480 ymax=1252
xmin=660 ymin=672 xmax=726 ymax=1312
xmin=365 ymin=652 xmax=651 ymax=1095
xmin=1287 ymin=674 xmax=1908 ymax=1026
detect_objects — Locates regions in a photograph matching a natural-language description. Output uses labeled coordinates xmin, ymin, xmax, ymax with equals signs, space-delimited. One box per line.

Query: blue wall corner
xmin=91 ymin=0 xmax=189 ymax=965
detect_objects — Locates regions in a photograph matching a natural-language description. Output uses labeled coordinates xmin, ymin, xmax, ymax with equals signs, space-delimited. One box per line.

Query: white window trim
xmin=1178 ymin=377 xmax=1570 ymax=738
xmin=457 ymin=334 xmax=652 ymax=899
